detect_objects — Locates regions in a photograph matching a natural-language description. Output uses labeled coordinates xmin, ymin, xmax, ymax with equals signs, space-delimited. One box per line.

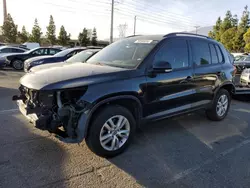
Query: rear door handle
xmin=216 ymin=72 xmax=222 ymax=76
xmin=186 ymin=76 xmax=193 ymax=81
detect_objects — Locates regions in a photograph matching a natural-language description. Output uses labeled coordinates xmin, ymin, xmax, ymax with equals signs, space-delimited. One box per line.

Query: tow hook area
xmin=12 ymin=95 xmax=25 ymax=101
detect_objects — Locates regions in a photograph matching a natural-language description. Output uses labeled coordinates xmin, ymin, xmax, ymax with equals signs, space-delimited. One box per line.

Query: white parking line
xmin=0 ymin=108 xmax=18 ymax=114
xmin=165 ymin=138 xmax=250 ymax=185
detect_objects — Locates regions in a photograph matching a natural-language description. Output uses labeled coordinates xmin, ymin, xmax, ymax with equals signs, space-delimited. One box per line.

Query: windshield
xmin=53 ymin=48 xmax=75 ymax=57
xmin=235 ymin=55 xmax=247 ymax=61
xmin=66 ymin=50 xmax=96 ymax=63
xmin=86 ymin=37 xmax=158 ymax=68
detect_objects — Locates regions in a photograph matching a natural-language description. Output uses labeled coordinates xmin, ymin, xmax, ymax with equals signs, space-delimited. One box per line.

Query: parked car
xmin=0 ymin=47 xmax=61 ymax=70
xmin=22 ymin=42 xmax=40 ymax=49
xmin=28 ymin=48 xmax=101 ymax=73
xmin=13 ymin=33 xmax=235 ymax=157
xmin=234 ymin=55 xmax=250 ymax=73
xmin=24 ymin=47 xmax=86 ymax=72
xmin=240 ymin=68 xmax=250 ymax=87
xmin=0 ymin=46 xmax=27 ymax=57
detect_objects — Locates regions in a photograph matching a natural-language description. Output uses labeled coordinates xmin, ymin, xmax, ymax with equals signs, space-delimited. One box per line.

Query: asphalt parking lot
xmin=1 ymin=70 xmax=250 ymax=188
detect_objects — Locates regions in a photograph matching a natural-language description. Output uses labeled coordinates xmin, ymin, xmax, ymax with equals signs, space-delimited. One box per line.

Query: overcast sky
xmin=0 ymin=0 xmax=249 ymax=40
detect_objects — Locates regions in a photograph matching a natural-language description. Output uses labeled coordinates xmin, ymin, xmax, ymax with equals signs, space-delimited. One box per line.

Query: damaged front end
xmin=13 ymin=85 xmax=89 ymax=143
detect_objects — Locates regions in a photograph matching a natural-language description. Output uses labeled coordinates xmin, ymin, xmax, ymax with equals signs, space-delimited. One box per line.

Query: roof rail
xmin=126 ymin=35 xmax=142 ymax=38
xmin=164 ymin=32 xmax=212 ymax=39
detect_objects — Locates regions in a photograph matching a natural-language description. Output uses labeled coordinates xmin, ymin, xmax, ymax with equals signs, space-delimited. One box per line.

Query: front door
xmin=144 ymin=37 xmax=196 ymax=120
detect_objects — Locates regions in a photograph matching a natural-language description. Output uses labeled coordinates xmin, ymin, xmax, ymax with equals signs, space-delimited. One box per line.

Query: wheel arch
xmin=77 ymin=95 xmax=143 ymax=142
xmin=217 ymin=82 xmax=235 ymax=96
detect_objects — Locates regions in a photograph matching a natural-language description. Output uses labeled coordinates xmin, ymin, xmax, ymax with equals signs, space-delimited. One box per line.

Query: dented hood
xmin=20 ymin=62 xmax=128 ymax=90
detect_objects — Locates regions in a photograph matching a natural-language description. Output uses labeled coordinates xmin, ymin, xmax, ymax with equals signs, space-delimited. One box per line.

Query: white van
xmin=22 ymin=42 xmax=40 ymax=50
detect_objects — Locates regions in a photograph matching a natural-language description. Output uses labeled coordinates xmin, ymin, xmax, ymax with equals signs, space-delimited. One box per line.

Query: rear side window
xmin=49 ymin=49 xmax=59 ymax=55
xmin=0 ymin=48 xmax=11 ymax=53
xmin=191 ymin=40 xmax=211 ymax=66
xmin=215 ymin=45 xmax=223 ymax=63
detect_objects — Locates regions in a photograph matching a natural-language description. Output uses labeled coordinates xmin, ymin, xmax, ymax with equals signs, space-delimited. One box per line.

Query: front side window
xmin=244 ymin=57 xmax=250 ymax=61
xmin=191 ymin=40 xmax=211 ymax=66
xmin=153 ymin=38 xmax=189 ymax=69
xmin=87 ymin=37 xmax=158 ymax=68
xmin=13 ymin=48 xmax=25 ymax=53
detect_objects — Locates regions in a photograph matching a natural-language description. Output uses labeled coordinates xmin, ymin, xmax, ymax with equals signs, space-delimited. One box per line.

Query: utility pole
xmin=133 ymin=16 xmax=137 ymax=35
xmin=3 ymin=0 xmax=7 ymax=23
xmin=110 ymin=0 xmax=114 ymax=44
xmin=194 ymin=25 xmax=200 ymax=34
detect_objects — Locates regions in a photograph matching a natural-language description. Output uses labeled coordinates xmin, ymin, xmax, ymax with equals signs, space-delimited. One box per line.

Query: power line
xmin=117 ymin=1 xmax=195 ymax=25
xmin=115 ymin=9 xmax=192 ymax=30
xmin=129 ymin=0 xmax=211 ymax=25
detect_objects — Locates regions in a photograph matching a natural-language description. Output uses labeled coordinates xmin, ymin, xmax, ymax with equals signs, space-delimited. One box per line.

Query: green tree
xmin=220 ymin=11 xmax=233 ymax=36
xmin=220 ymin=27 xmax=237 ymax=51
xmin=58 ymin=25 xmax=71 ymax=46
xmin=1 ymin=13 xmax=18 ymax=43
xmin=30 ymin=18 xmax=42 ymax=43
xmin=17 ymin=26 xmax=29 ymax=43
xmin=209 ymin=17 xmax=222 ymax=41
xmin=46 ymin=15 xmax=56 ymax=45
xmin=244 ymin=28 xmax=250 ymax=52
xmin=235 ymin=6 xmax=250 ymax=52
xmin=78 ymin=28 xmax=90 ymax=46
xmin=91 ymin=27 xmax=97 ymax=46
xmin=232 ymin=14 xmax=239 ymax=27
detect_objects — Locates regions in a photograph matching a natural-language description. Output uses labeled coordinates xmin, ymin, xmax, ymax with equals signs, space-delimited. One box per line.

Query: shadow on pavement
xmin=0 ymin=87 xmax=21 ymax=110
xmin=0 ymin=112 xmax=68 ymax=188
xmin=109 ymin=110 xmax=250 ymax=187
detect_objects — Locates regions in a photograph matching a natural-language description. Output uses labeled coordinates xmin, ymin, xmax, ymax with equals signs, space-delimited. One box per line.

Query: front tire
xmin=206 ymin=89 xmax=231 ymax=121
xmin=12 ymin=59 xmax=24 ymax=70
xmin=86 ymin=105 xmax=136 ymax=158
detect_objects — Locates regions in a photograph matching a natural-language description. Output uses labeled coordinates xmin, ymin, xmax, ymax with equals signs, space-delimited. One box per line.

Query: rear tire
xmin=12 ymin=59 xmax=24 ymax=70
xmin=86 ymin=105 xmax=136 ymax=158
xmin=206 ymin=89 xmax=231 ymax=121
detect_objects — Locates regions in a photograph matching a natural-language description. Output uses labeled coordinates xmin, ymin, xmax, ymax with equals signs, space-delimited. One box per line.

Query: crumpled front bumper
xmin=17 ymin=99 xmax=38 ymax=123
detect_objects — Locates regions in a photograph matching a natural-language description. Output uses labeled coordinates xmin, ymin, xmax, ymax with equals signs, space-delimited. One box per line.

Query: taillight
xmin=233 ymin=65 xmax=237 ymax=76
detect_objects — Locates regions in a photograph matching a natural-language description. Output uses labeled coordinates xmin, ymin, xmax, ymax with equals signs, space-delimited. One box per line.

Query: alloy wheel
xmin=216 ymin=94 xmax=228 ymax=117
xmin=99 ymin=115 xmax=130 ymax=151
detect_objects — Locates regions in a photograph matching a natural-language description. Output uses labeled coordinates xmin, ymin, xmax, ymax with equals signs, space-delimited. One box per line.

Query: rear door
xmin=190 ymin=39 xmax=223 ymax=105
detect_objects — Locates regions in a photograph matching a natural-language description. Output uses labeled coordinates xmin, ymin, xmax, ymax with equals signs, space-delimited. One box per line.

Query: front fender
xmin=76 ymin=95 xmax=143 ymax=143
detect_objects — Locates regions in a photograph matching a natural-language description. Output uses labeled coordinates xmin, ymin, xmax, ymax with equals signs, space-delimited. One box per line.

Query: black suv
xmin=13 ymin=33 xmax=235 ymax=157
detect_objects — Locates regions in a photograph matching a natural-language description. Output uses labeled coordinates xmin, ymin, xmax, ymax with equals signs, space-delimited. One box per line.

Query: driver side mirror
xmin=153 ymin=61 xmax=172 ymax=73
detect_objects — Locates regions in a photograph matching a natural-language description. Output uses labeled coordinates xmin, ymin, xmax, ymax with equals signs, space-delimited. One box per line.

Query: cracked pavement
xmin=1 ymin=70 xmax=250 ymax=188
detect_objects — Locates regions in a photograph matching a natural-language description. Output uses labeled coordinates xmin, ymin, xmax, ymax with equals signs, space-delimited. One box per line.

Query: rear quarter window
xmin=215 ymin=45 xmax=224 ymax=63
